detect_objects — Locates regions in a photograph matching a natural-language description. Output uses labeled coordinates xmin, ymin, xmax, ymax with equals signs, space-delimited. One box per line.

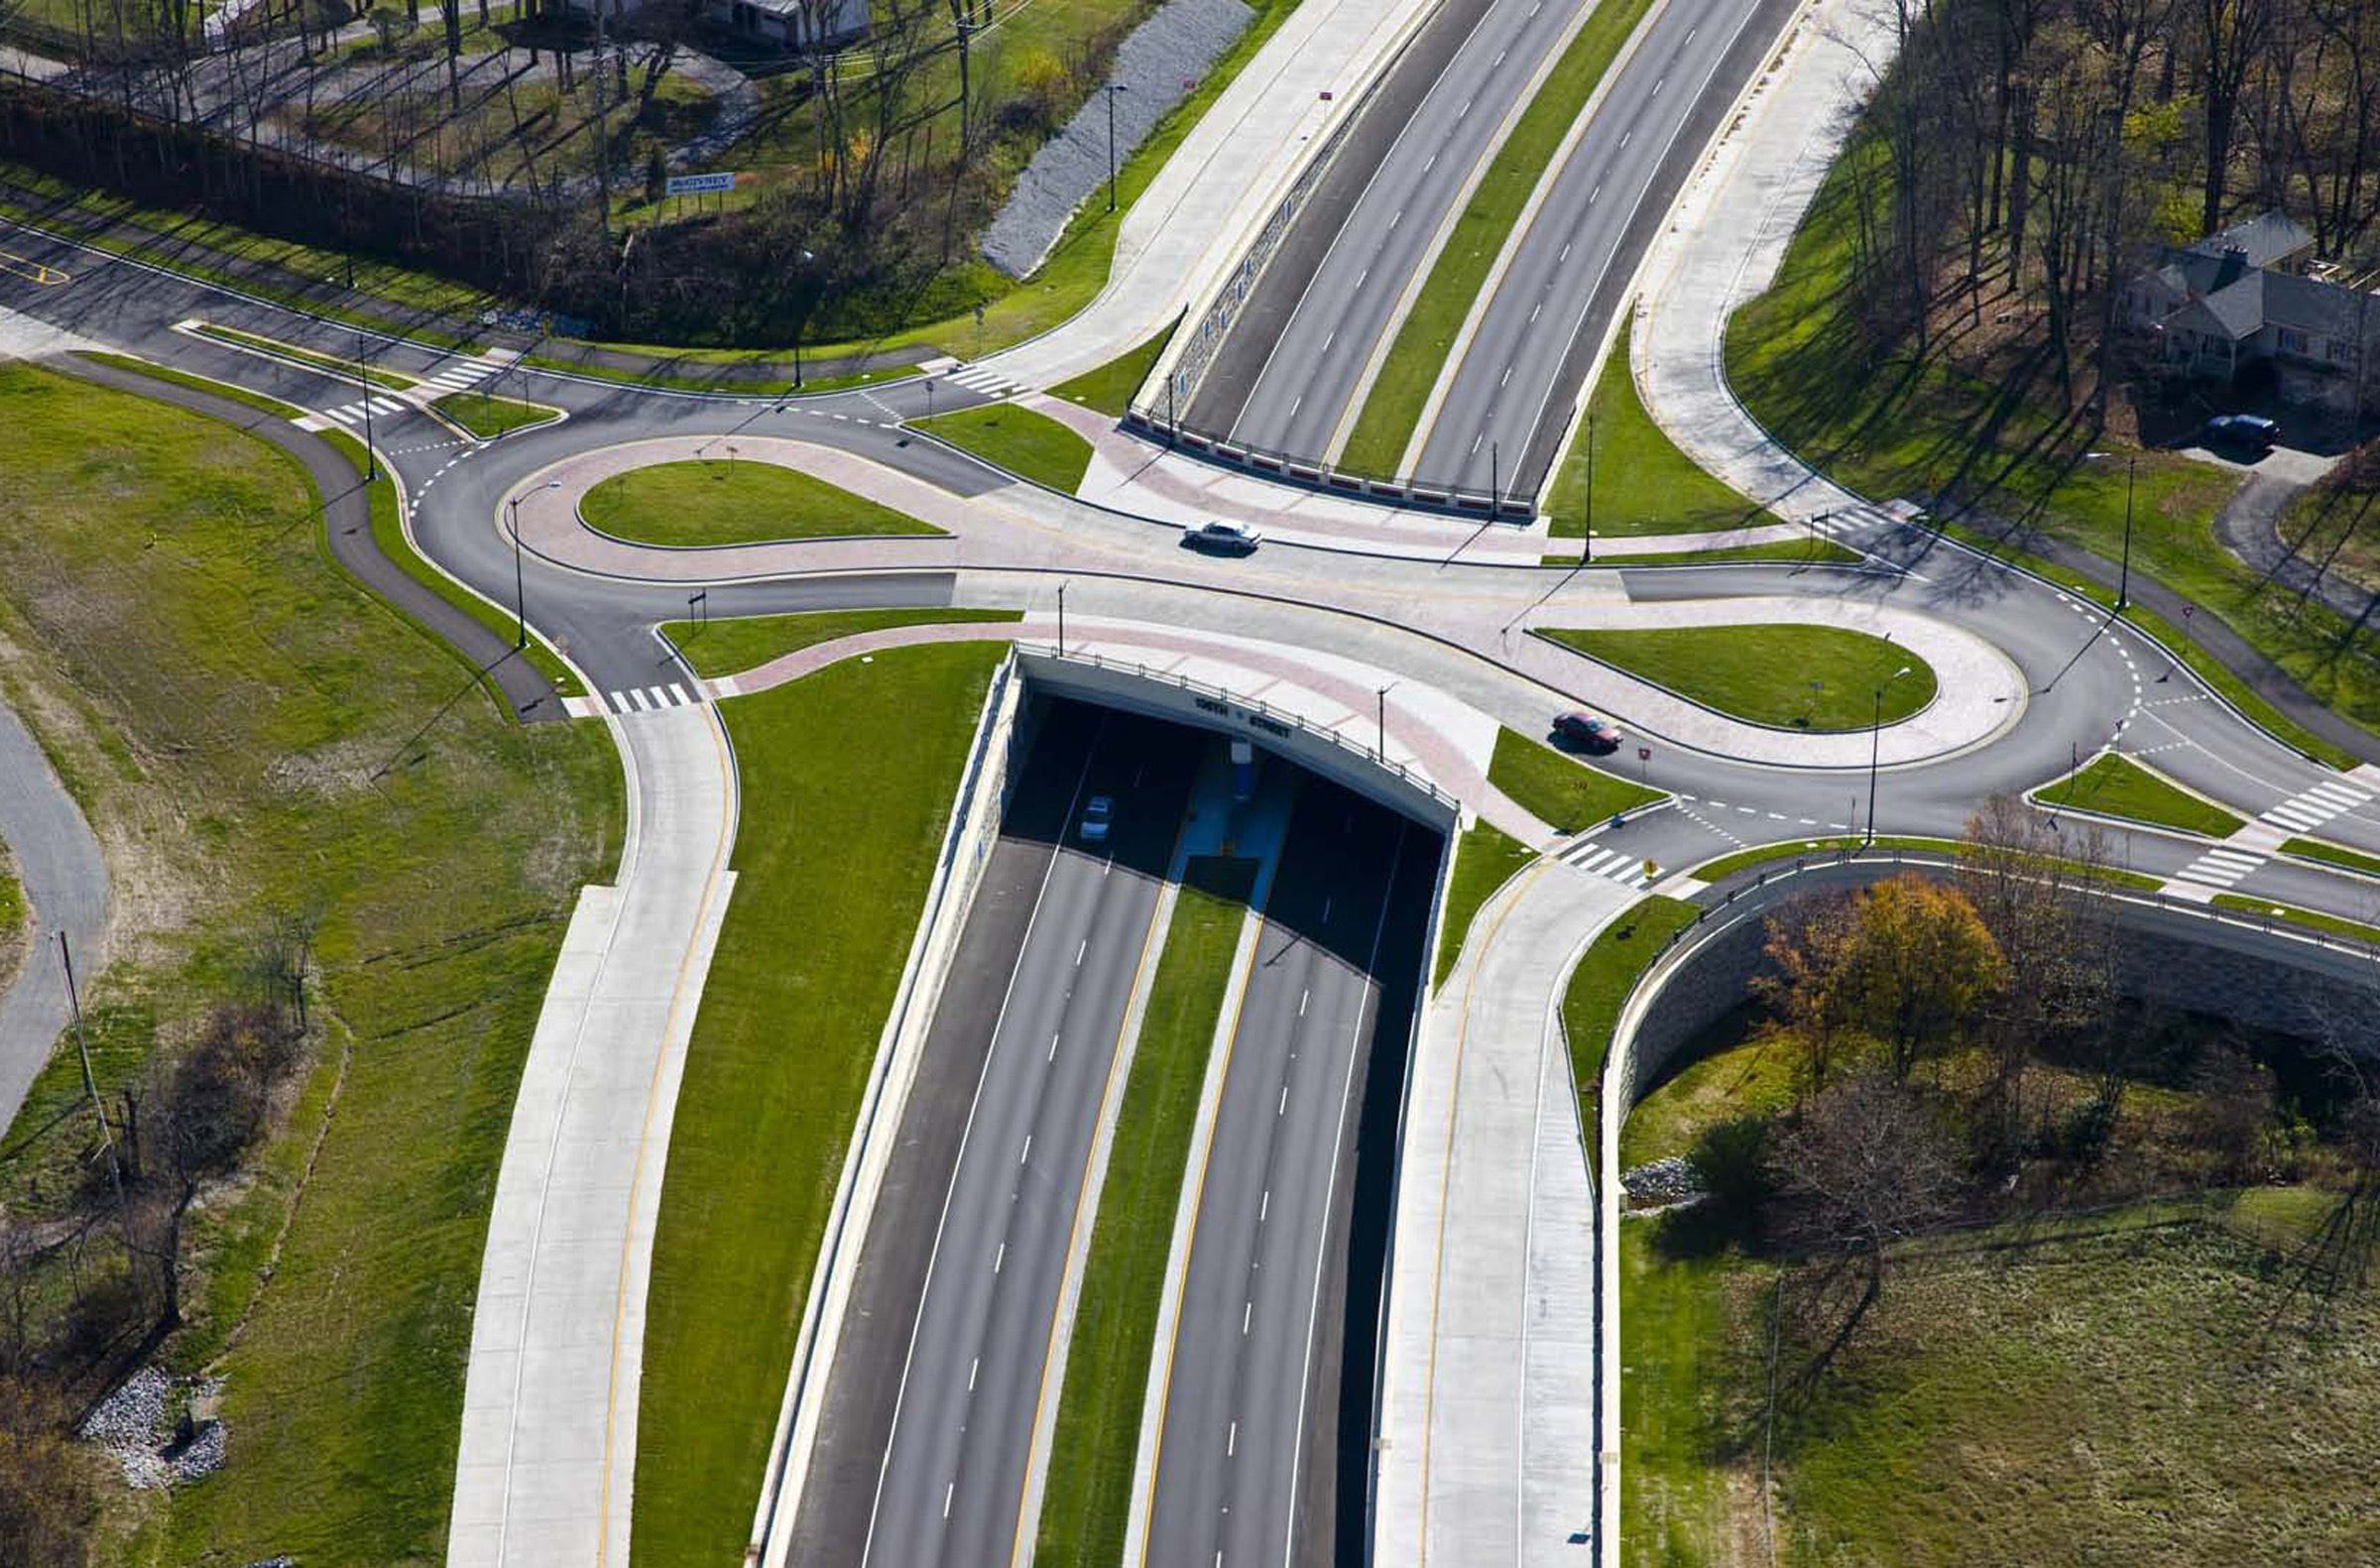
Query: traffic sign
xmin=664 ymin=172 xmax=738 ymax=196
xmin=1637 ymin=746 xmax=1651 ymax=762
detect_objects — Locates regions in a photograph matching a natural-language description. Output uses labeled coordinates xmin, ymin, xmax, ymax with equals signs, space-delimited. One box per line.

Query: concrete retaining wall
xmin=1015 ymin=646 xmax=1462 ymax=834
xmin=750 ymin=651 xmax=1031 ymax=1566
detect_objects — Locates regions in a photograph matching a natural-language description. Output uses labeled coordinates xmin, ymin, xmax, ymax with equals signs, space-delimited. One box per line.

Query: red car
xmin=1553 ymin=711 xmax=1622 ymax=755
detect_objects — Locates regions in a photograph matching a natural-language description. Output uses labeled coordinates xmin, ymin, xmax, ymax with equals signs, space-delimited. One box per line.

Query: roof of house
xmin=2188 ymin=210 xmax=2315 ymax=269
xmin=2265 ymin=270 xmax=2372 ymax=339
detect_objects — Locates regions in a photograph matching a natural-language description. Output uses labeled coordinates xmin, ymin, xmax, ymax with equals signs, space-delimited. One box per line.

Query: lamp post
xmin=508 ymin=496 xmax=527 ymax=650
xmin=354 ymin=329 xmax=377 ymax=480
xmin=2084 ymin=450 xmax=2137 ymax=609
xmin=1865 ymin=663 xmax=1914 ymax=846
xmin=1582 ymin=409 xmax=1594 ymax=562
xmin=793 ymin=248 xmax=816 ymax=390
xmin=1376 ymin=683 xmax=1393 ymax=761
xmin=1104 ymin=83 xmax=1129 ymax=213
xmin=1056 ymin=581 xmax=1066 ymax=655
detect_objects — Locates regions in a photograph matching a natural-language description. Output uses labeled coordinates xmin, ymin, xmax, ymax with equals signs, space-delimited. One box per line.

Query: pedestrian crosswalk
xmin=1553 ymin=835 xmax=1656 ymax=888
xmin=420 ymin=354 xmax=511 ymax=395
xmin=2257 ymin=778 xmax=2371 ymax=835
xmin=2170 ymin=845 xmax=2265 ymax=895
xmin=942 ymin=361 xmax=1026 ymax=400
xmin=1806 ymin=501 xmax=1903 ymax=538
xmin=318 ymin=394 xmax=410 ymax=426
xmin=598 ymin=681 xmax=703 ymax=715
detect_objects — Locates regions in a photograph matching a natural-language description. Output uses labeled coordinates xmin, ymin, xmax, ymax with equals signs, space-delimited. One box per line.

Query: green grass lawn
xmin=1559 ymin=895 xmax=1699 ymax=1177
xmin=1488 ymin=725 xmax=1662 ymax=832
xmin=1053 ymin=315 xmax=1178 ymax=418
xmin=2284 ymin=835 xmax=2380 ymax=880
xmin=913 ymin=403 xmax=1097 ymax=494
xmin=193 ymin=321 xmax=420 ymax=391
xmin=579 ymin=458 xmax=944 ymax=546
xmin=2210 ymin=894 xmax=2380 ymax=946
xmin=663 ymin=607 xmax=1021 ymax=679
xmin=1432 ymin=820 xmax=1536 ymax=989
xmin=0 ymin=361 xmax=622 ymax=1565
xmin=1541 ymin=624 xmax=1939 ymax=731
xmin=2031 ymin=752 xmax=2244 ymax=838
xmin=75 ymin=350 xmax=307 ymax=422
xmin=634 ymin=642 xmax=1007 ymax=1567
xmin=1725 ymin=127 xmax=2380 ymax=753
xmin=1036 ymin=855 xmax=1256 ymax=1568
xmin=431 ymin=389 xmax=560 ymax=438
xmin=1337 ymin=0 xmax=1659 ymax=476
xmin=0 ymin=846 xmax=22 ymax=993
xmin=1545 ymin=320 xmax=1773 ymax=538
xmin=1618 ymin=1218 xmax=1765 ymax=1568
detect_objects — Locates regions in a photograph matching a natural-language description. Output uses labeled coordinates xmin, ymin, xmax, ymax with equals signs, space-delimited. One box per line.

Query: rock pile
xmin=1620 ymin=1154 xmax=1708 ymax=1208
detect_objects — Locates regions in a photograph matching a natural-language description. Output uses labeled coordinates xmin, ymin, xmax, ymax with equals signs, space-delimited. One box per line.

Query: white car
xmin=1079 ymin=794 xmax=1115 ymax=843
xmin=1185 ymin=520 xmax=1262 ymax=554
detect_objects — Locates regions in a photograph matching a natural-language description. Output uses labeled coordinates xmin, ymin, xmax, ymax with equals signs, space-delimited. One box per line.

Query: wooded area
xmin=0 ymin=0 xmax=1161 ymax=342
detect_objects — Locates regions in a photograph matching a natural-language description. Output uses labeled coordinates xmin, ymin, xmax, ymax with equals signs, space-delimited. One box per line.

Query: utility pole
xmin=1583 ymin=410 xmax=1594 ymax=561
xmin=1376 ymin=684 xmax=1390 ymax=760
xmin=60 ymin=933 xmax=124 ymax=1209
xmin=2118 ymin=455 xmax=2135 ymax=610
xmin=355 ymin=331 xmax=377 ymax=480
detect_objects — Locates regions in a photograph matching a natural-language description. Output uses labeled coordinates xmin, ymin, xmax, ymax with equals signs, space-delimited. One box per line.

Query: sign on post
xmin=664 ymin=172 xmax=739 ymax=196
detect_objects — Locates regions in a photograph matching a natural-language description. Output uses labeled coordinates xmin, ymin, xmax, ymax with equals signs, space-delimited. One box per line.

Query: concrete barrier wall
xmin=751 ymin=651 xmax=1030 ymax=1566
xmin=1016 ymin=647 xmax=1463 ymax=834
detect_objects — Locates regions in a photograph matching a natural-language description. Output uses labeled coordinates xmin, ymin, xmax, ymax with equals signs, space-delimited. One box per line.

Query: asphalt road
xmin=1214 ymin=0 xmax=1582 ymax=463
xmin=846 ymin=701 xmax=1206 ymax=1568
xmin=1146 ymin=779 xmax=1436 ymax=1568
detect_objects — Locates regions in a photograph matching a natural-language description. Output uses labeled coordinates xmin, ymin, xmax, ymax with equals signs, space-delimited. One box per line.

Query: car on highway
xmin=1079 ymin=793 xmax=1115 ymax=843
xmin=1183 ymin=520 xmax=1262 ymax=554
xmin=2201 ymin=413 xmax=2279 ymax=453
xmin=1552 ymin=711 xmax=1622 ymax=755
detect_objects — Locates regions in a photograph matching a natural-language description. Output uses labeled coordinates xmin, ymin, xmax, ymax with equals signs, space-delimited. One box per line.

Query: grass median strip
xmin=0 ymin=359 xmax=622 ymax=1563
xmin=663 ymin=607 xmax=1022 ymax=680
xmin=2210 ymin=894 xmax=2380 ymax=946
xmin=431 ymin=389 xmax=561 ymax=439
xmin=1488 ymin=725 xmax=1662 ymax=832
xmin=1433 ymin=820 xmax=1536 ymax=989
xmin=2030 ymin=753 xmax=2245 ymax=839
xmin=913 ymin=403 xmax=1096 ymax=494
xmin=1560 ymin=895 xmax=1699 ymax=1177
xmin=1035 ymin=854 xmax=1259 ymax=1568
xmin=194 ymin=320 xmax=420 ymax=390
xmin=1540 ymin=624 xmax=1938 ymax=731
xmin=1337 ymin=0 xmax=1659 ymax=477
xmin=1545 ymin=321 xmax=1775 ymax=538
xmin=580 ymin=457 xmax=945 ymax=546
xmin=2284 ymin=836 xmax=2380 ymax=880
xmin=634 ymin=642 xmax=1008 ymax=1567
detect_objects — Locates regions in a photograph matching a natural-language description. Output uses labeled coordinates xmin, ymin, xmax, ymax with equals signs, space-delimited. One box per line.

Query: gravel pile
xmin=1621 ymin=1154 xmax=1708 ymax=1207
xmin=980 ymin=0 xmax=1254 ymax=278
xmin=78 ymin=1367 xmax=228 ymax=1489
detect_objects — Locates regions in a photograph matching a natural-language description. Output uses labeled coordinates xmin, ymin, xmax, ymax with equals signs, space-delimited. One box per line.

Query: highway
xmin=1145 ymin=779 xmax=1438 ymax=1568
xmin=1205 ymin=0 xmax=1582 ymax=463
xmin=788 ymin=700 xmax=1206 ymax=1567
xmin=1193 ymin=0 xmax=1801 ymax=497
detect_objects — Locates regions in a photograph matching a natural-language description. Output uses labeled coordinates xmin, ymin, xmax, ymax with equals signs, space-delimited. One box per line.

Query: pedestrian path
xmin=2161 ymin=777 xmax=2372 ymax=901
xmin=940 ymin=360 xmax=1027 ymax=401
xmin=419 ymin=352 xmax=513 ymax=397
xmin=307 ymin=393 xmax=410 ymax=428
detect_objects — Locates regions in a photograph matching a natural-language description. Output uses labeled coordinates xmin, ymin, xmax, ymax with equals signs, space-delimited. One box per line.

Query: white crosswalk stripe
xmin=2256 ymin=780 xmax=2371 ymax=836
xmin=421 ymin=353 xmax=509 ymax=393
xmin=1555 ymin=836 xmax=1654 ymax=887
xmin=944 ymin=362 xmax=1025 ymax=399
xmin=319 ymin=395 xmax=410 ymax=425
xmin=2172 ymin=846 xmax=2265 ymax=890
xmin=602 ymin=681 xmax=699 ymax=715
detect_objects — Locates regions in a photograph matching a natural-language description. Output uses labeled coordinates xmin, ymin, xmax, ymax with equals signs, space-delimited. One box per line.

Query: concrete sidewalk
xmin=446 ymin=704 xmax=740 ymax=1568
xmin=1375 ymin=859 xmax=1634 ymax=1566
xmin=1632 ymin=0 xmax=1905 ymax=525
xmin=982 ymin=0 xmax=1439 ymax=392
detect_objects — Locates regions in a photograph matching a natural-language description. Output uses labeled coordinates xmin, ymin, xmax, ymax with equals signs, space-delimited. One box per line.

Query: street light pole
xmin=1057 ymin=581 xmax=1066 ymax=655
xmin=1104 ymin=83 xmax=1128 ymax=213
xmin=793 ymin=248 xmax=815 ymax=390
xmin=355 ymin=331 xmax=376 ymax=480
xmin=1376 ymin=684 xmax=1391 ymax=761
xmin=508 ymin=497 xmax=527 ymax=650
xmin=2119 ymin=455 xmax=2135 ymax=610
xmin=1865 ymin=664 xmax=1913 ymax=846
xmin=1583 ymin=409 xmax=1595 ymax=562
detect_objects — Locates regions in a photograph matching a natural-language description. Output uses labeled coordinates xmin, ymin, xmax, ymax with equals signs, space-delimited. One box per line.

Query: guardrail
xmin=1120 ymin=407 xmax=1538 ymax=522
xmin=1015 ymin=642 xmax=1462 ymax=815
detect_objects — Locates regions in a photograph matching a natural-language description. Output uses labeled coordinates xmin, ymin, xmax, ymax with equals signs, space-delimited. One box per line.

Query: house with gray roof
xmin=2124 ymin=211 xmax=2378 ymax=417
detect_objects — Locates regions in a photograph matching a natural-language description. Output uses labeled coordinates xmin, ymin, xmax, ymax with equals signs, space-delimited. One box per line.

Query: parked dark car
xmin=2202 ymin=413 xmax=2279 ymax=453
xmin=1552 ymin=711 xmax=1622 ymax=755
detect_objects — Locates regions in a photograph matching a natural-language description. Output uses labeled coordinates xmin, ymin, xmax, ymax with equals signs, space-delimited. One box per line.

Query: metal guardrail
xmin=1120 ymin=407 xmax=1537 ymax=521
xmin=1016 ymin=642 xmax=1462 ymax=813
xmin=1676 ymin=845 xmax=2380 ymax=964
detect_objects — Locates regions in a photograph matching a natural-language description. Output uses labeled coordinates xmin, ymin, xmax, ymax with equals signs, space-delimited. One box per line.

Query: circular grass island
xmin=579 ymin=458 xmax=946 ymax=546
xmin=1541 ymin=623 xmax=1939 ymax=731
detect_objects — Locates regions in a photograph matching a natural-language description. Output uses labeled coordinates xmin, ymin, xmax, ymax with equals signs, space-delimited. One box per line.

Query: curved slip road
xmin=0 ymin=698 xmax=108 ymax=1132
